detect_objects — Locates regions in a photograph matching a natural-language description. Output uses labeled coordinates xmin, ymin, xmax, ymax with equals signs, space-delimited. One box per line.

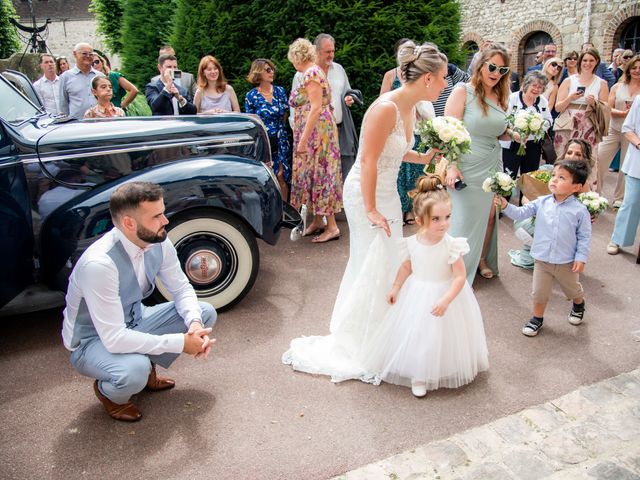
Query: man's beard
xmin=137 ymin=224 xmax=167 ymax=244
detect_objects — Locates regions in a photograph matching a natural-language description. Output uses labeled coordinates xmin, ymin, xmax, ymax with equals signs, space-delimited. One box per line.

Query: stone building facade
xmin=459 ymin=0 xmax=640 ymax=76
xmin=10 ymin=0 xmax=116 ymax=67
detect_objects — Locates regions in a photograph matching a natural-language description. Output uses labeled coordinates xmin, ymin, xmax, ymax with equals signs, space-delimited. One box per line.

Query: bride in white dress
xmin=282 ymin=41 xmax=450 ymax=383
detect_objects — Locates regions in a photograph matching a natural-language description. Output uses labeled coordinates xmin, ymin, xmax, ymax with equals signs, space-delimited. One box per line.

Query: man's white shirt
xmin=33 ymin=75 xmax=61 ymax=115
xmin=62 ymin=228 xmax=202 ymax=354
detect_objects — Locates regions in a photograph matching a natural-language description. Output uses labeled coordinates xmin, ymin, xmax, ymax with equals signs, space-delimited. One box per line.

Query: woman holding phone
xmin=553 ymin=48 xmax=609 ymax=171
xmin=597 ymin=55 xmax=640 ymax=206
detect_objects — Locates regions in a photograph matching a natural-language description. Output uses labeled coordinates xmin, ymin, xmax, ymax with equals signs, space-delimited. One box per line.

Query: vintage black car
xmin=0 ymin=71 xmax=300 ymax=312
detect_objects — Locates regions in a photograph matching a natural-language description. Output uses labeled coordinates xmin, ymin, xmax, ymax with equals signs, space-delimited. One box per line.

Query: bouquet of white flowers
xmin=416 ymin=116 xmax=471 ymax=169
xmin=483 ymin=172 xmax=517 ymax=211
xmin=578 ymin=191 xmax=609 ymax=217
xmin=508 ymin=109 xmax=548 ymax=156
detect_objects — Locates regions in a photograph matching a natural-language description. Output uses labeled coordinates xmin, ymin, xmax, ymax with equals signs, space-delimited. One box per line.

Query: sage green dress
xmin=449 ymin=84 xmax=507 ymax=284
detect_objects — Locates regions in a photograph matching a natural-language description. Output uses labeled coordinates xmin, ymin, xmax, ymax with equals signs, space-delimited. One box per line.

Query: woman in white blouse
xmin=501 ymin=71 xmax=553 ymax=203
xmin=607 ymin=95 xmax=640 ymax=255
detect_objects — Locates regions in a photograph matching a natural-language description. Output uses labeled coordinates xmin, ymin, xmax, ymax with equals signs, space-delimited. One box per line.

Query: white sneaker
xmin=411 ymin=381 xmax=427 ymax=398
xmin=607 ymin=241 xmax=620 ymax=255
xmin=613 ymin=200 xmax=622 ymax=209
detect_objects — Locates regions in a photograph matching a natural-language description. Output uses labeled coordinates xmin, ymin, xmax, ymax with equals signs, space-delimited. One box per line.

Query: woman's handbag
xmin=553 ymin=110 xmax=573 ymax=132
xmin=541 ymin=132 xmax=557 ymax=164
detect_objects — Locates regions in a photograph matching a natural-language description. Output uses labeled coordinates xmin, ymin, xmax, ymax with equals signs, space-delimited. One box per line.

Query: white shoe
xmin=607 ymin=241 xmax=620 ymax=255
xmin=411 ymin=381 xmax=427 ymax=398
xmin=613 ymin=200 xmax=622 ymax=209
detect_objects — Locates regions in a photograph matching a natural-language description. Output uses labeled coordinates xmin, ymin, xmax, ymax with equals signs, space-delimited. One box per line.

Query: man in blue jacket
xmin=145 ymin=54 xmax=197 ymax=116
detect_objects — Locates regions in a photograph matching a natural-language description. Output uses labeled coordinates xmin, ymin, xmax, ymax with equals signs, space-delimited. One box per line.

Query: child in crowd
xmin=496 ymin=160 xmax=592 ymax=337
xmin=84 ymin=76 xmax=125 ymax=119
xmin=373 ymin=174 xmax=489 ymax=397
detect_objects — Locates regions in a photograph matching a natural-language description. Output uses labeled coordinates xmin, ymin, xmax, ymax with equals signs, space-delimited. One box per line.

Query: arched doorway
xmin=463 ymin=41 xmax=479 ymax=71
xmin=620 ymin=17 xmax=640 ymax=52
xmin=523 ymin=31 xmax=553 ymax=71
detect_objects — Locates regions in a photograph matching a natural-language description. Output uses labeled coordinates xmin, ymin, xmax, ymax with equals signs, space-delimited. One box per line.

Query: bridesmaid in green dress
xmin=444 ymin=44 xmax=519 ymax=284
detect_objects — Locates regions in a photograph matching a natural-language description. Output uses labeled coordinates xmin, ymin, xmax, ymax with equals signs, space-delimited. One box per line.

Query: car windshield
xmin=0 ymin=78 xmax=40 ymax=124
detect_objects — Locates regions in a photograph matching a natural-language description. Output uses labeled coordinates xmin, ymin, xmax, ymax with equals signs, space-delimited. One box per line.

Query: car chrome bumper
xmin=280 ymin=202 xmax=302 ymax=230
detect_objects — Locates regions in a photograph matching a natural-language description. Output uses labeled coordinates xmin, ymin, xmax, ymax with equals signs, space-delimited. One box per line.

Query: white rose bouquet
xmin=483 ymin=171 xmax=517 ymax=211
xmin=416 ymin=116 xmax=471 ymax=174
xmin=578 ymin=191 xmax=609 ymax=218
xmin=507 ymin=109 xmax=548 ymax=156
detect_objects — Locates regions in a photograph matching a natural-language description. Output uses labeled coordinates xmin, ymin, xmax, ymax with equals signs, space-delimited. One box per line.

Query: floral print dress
xmin=245 ymin=85 xmax=291 ymax=181
xmin=289 ymin=65 xmax=342 ymax=215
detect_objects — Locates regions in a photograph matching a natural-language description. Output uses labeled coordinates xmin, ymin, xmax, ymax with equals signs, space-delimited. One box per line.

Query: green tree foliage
xmin=120 ymin=0 xmax=176 ymax=88
xmin=0 ymin=0 xmax=21 ymax=59
xmin=89 ymin=0 xmax=125 ymax=54
xmin=171 ymin=0 xmax=462 ymax=120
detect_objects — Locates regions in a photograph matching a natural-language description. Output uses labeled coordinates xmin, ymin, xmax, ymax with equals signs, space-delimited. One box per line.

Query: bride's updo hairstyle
xmin=397 ymin=40 xmax=448 ymax=84
xmin=412 ymin=174 xmax=450 ymax=225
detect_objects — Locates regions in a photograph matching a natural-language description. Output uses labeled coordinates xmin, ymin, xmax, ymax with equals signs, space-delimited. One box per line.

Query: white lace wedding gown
xmin=282 ymin=99 xmax=411 ymax=383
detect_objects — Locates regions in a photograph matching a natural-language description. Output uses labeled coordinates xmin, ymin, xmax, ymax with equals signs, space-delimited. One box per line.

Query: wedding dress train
xmin=282 ymin=100 xmax=412 ymax=383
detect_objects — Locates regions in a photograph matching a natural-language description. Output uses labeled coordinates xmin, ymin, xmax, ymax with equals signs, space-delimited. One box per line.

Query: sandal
xmin=403 ymin=213 xmax=416 ymax=226
xmin=478 ymin=259 xmax=493 ymax=279
xmin=311 ymin=230 xmax=340 ymax=243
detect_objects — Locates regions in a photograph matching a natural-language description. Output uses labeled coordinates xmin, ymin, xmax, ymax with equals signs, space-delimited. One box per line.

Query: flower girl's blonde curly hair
xmin=412 ymin=174 xmax=450 ymax=226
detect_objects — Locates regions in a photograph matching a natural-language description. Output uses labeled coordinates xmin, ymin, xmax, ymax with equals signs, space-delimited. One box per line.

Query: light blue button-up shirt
xmin=503 ymin=194 xmax=591 ymax=264
xmin=58 ymin=66 xmax=103 ymax=119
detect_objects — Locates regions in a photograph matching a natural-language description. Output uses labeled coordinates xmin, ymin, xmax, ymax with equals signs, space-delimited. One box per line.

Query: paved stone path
xmin=336 ymin=369 xmax=640 ymax=480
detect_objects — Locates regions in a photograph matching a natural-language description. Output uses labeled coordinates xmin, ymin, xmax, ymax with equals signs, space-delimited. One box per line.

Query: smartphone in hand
xmin=576 ymin=86 xmax=586 ymax=95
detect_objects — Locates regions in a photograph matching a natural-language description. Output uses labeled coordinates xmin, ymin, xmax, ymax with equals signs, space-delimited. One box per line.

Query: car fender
xmin=39 ymin=155 xmax=281 ymax=290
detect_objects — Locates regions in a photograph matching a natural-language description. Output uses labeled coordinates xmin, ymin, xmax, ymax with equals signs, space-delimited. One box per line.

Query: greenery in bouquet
xmin=578 ymin=191 xmax=608 ymax=217
xmin=482 ymin=171 xmax=516 ymax=198
xmin=528 ymin=169 xmax=552 ymax=184
xmin=417 ymin=116 xmax=471 ymax=172
xmin=507 ymin=109 xmax=548 ymax=156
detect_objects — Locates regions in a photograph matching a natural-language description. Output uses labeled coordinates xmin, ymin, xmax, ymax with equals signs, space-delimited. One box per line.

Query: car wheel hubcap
xmin=185 ymin=249 xmax=222 ymax=285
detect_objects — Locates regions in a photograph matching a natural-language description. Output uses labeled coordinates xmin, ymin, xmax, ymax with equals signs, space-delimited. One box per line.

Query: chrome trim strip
xmin=21 ymin=135 xmax=255 ymax=164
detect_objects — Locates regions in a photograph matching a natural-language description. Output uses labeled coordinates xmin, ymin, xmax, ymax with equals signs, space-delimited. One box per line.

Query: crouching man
xmin=62 ymin=181 xmax=216 ymax=421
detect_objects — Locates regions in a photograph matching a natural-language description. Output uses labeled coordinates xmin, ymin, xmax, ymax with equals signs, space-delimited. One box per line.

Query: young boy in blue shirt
xmin=496 ymin=160 xmax=592 ymax=336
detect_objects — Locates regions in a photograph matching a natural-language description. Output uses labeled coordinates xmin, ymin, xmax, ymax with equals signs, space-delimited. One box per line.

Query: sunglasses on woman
xmin=566 ymin=57 xmax=577 ymax=61
xmin=623 ymin=55 xmax=633 ymax=60
xmin=92 ymin=59 xmax=102 ymax=66
xmin=550 ymin=62 xmax=561 ymax=69
xmin=485 ymin=62 xmax=510 ymax=76
xmin=264 ymin=67 xmax=274 ymax=74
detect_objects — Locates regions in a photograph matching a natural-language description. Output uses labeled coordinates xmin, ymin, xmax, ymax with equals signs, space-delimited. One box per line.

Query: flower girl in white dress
xmin=369 ymin=174 xmax=489 ymax=397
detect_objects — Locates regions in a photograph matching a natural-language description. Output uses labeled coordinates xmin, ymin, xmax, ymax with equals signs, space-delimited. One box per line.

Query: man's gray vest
xmin=68 ymin=241 xmax=163 ymax=349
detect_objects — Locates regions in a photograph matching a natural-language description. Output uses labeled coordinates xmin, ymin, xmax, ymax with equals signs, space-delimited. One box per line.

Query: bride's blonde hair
xmin=397 ymin=41 xmax=448 ymax=84
xmin=413 ymin=174 xmax=450 ymax=226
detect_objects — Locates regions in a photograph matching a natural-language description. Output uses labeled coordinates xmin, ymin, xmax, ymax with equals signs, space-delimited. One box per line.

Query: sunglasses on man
xmin=485 ymin=62 xmax=510 ymax=76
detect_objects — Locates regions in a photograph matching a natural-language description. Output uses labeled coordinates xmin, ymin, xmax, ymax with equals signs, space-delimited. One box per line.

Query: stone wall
xmin=459 ymin=0 xmax=638 ymax=74
xmin=12 ymin=18 xmax=121 ymax=69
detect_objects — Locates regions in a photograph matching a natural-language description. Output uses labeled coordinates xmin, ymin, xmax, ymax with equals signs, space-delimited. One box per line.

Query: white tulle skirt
xmin=366 ymin=276 xmax=489 ymax=390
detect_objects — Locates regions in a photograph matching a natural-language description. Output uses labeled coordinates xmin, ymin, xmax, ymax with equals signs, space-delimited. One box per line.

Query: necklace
xmin=258 ymin=85 xmax=273 ymax=99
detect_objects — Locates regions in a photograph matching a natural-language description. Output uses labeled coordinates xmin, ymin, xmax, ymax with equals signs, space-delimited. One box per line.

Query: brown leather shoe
xmin=145 ymin=364 xmax=175 ymax=392
xmin=93 ymin=380 xmax=142 ymax=422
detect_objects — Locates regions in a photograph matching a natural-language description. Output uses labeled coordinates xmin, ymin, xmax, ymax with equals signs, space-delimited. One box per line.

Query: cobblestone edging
xmin=335 ymin=369 xmax=640 ymax=480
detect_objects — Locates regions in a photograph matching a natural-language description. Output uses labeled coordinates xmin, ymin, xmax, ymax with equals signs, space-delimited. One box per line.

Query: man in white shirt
xmin=32 ymin=54 xmax=61 ymax=115
xmin=62 ymin=182 xmax=216 ymax=421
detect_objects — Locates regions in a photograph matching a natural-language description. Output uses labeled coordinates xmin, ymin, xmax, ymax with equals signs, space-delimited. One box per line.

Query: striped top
xmin=433 ymin=64 xmax=470 ymax=117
